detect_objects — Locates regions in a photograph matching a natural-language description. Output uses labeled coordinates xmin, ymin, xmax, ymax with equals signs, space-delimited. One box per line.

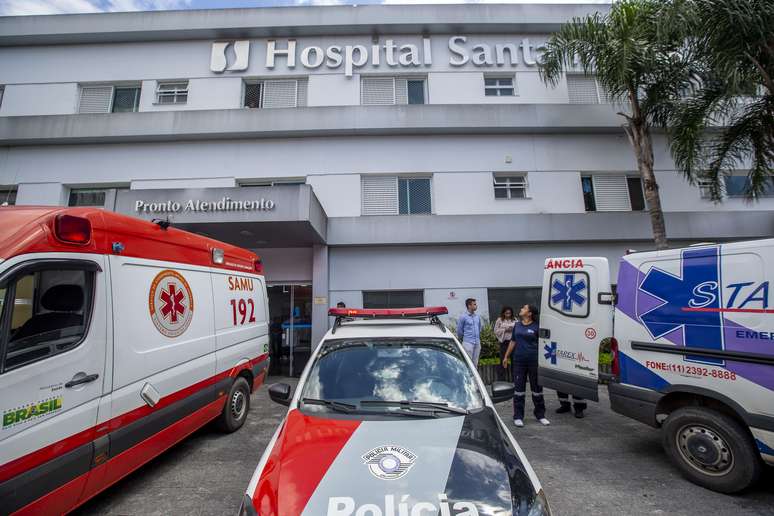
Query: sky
xmin=0 ymin=0 xmax=612 ymax=17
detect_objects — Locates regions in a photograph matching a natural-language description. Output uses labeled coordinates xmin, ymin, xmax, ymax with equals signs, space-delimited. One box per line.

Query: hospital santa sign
xmin=210 ymin=36 xmax=549 ymax=76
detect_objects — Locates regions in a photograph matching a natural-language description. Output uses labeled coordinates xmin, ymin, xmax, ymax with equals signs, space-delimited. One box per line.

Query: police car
xmin=0 ymin=206 xmax=269 ymax=514
xmin=240 ymin=307 xmax=551 ymax=516
xmin=538 ymin=240 xmax=774 ymax=493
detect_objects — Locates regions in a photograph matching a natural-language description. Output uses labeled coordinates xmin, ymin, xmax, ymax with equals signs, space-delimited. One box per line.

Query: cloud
xmin=0 ymin=0 xmax=193 ymax=16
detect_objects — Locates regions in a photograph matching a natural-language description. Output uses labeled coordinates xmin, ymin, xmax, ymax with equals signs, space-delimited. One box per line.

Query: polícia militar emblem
xmin=362 ymin=445 xmax=417 ymax=480
xmin=149 ymin=269 xmax=194 ymax=338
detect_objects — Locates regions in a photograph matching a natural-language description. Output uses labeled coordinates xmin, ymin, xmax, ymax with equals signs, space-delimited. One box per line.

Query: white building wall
xmin=306 ymin=174 xmax=361 ymax=217
xmin=308 ymin=75 xmax=360 ymax=106
xmin=15 ymin=182 xmax=67 ymax=205
xmin=428 ymin=71 xmax=567 ymax=104
xmin=0 ymin=83 xmax=78 ymax=116
xmin=131 ymin=177 xmax=237 ymax=190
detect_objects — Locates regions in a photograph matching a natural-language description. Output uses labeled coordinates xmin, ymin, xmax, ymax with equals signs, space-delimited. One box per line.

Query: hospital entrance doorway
xmin=267 ymin=284 xmax=312 ymax=377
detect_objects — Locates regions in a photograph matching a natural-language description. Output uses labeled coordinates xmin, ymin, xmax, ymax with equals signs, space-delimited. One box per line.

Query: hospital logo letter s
xmin=688 ymin=281 xmax=719 ymax=308
xmin=210 ymin=40 xmax=250 ymax=73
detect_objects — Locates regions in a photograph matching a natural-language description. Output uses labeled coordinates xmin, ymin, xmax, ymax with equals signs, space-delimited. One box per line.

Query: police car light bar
xmin=328 ymin=307 xmax=448 ymax=318
xmin=328 ymin=307 xmax=449 ymax=334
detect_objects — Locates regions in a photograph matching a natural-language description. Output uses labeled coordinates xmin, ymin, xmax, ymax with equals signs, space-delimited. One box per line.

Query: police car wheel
xmin=662 ymin=406 xmax=761 ymax=493
xmin=216 ymin=377 xmax=251 ymax=433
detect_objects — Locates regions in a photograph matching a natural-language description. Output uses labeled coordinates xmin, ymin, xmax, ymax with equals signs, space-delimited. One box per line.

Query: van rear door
xmin=538 ymin=257 xmax=613 ymax=402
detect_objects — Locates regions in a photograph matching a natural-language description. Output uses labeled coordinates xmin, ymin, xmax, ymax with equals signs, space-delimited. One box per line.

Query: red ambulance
xmin=0 ymin=206 xmax=270 ymax=514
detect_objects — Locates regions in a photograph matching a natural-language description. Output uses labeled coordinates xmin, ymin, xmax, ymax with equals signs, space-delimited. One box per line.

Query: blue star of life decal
xmin=544 ymin=342 xmax=557 ymax=365
xmin=638 ymin=246 xmax=724 ymax=365
xmin=551 ymin=273 xmax=587 ymax=312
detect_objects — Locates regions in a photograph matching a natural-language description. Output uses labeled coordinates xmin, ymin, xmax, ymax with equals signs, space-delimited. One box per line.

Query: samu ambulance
xmin=537 ymin=240 xmax=774 ymax=493
xmin=0 ymin=206 xmax=269 ymax=514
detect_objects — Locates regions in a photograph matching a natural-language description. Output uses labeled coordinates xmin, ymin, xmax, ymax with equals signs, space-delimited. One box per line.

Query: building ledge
xmin=326 ymin=212 xmax=774 ymax=246
xmin=0 ymin=104 xmax=626 ymax=146
xmin=0 ymin=4 xmax=609 ymax=46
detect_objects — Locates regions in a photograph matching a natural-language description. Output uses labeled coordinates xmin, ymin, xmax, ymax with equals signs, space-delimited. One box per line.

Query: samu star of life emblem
xmin=149 ymin=269 xmax=194 ymax=338
xmin=362 ymin=445 xmax=417 ymax=480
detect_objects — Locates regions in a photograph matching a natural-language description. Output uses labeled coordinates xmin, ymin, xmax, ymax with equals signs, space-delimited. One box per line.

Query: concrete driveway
xmin=75 ymin=378 xmax=774 ymax=516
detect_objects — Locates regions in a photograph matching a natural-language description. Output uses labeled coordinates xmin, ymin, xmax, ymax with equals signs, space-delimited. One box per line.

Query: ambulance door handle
xmin=65 ymin=373 xmax=99 ymax=388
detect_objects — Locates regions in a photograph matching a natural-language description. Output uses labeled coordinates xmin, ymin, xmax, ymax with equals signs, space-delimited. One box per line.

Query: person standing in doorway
xmin=493 ymin=306 xmax=517 ymax=381
xmin=336 ymin=301 xmax=346 ymax=309
xmin=503 ymin=304 xmax=549 ymax=428
xmin=457 ymin=298 xmax=482 ymax=366
xmin=556 ymin=393 xmax=587 ymax=418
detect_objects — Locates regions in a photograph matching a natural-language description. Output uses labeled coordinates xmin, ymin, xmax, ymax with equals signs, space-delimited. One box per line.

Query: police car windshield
xmin=300 ymin=338 xmax=484 ymax=414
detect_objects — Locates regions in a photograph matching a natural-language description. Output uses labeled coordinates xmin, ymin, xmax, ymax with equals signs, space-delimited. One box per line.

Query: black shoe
xmin=574 ymin=410 xmax=585 ymax=419
xmin=556 ymin=405 xmax=571 ymax=414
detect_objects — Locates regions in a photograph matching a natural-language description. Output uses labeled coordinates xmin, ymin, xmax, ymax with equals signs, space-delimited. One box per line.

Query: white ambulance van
xmin=537 ymin=241 xmax=774 ymax=493
xmin=0 ymin=206 xmax=269 ymax=514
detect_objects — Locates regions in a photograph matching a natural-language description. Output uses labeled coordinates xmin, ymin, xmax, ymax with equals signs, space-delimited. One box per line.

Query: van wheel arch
xmin=237 ymin=368 xmax=254 ymax=392
xmin=656 ymin=386 xmax=752 ymax=432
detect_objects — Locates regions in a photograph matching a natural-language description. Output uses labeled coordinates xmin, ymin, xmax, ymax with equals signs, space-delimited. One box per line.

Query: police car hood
xmin=250 ymin=407 xmax=538 ymax=515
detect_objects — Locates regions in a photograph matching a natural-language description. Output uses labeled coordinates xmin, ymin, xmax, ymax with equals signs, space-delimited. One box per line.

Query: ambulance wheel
xmin=662 ymin=406 xmax=761 ymax=493
xmin=217 ymin=377 xmax=251 ymax=433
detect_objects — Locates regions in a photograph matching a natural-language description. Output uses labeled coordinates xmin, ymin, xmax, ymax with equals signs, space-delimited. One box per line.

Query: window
xmin=111 ymin=87 xmax=140 ymax=113
xmin=0 ymin=86 xmax=4 ymax=109
xmin=0 ymin=188 xmax=17 ymax=206
xmin=484 ymin=76 xmax=516 ymax=97
xmin=487 ymin=288 xmax=542 ymax=324
xmin=698 ymin=180 xmax=714 ymax=200
xmin=362 ymin=176 xmax=432 ymax=215
xmin=581 ymin=175 xmax=645 ymax=212
xmin=244 ymin=79 xmax=308 ymax=109
xmin=725 ymin=175 xmax=774 ymax=198
xmin=79 ymin=85 xmax=140 ymax=113
xmin=493 ymin=174 xmax=527 ymax=199
xmin=399 ymin=178 xmax=431 ymax=214
xmin=0 ymin=266 xmax=94 ymax=372
xmin=566 ymin=74 xmax=611 ymax=104
xmin=299 ymin=338 xmax=483 ymax=414
xmin=68 ymin=188 xmax=109 ymax=207
xmin=156 ymin=81 xmax=189 ymax=104
xmin=363 ymin=290 xmax=425 ymax=309
xmin=361 ymin=77 xmax=426 ymax=105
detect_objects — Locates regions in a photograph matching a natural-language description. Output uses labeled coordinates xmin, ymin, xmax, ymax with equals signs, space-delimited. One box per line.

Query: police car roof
xmin=0 ymin=206 xmax=260 ymax=274
xmin=323 ymin=318 xmax=453 ymax=341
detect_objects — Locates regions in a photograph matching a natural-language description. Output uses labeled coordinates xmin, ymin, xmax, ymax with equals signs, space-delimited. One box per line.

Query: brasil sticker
xmin=3 ymin=396 xmax=63 ymax=429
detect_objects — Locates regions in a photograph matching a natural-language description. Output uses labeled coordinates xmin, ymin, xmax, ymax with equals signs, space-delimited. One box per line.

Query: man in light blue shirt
xmin=457 ymin=298 xmax=482 ymax=365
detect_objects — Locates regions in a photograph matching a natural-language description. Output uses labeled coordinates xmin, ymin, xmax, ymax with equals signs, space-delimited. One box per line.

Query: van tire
xmin=662 ymin=406 xmax=761 ymax=493
xmin=216 ymin=377 xmax=251 ymax=433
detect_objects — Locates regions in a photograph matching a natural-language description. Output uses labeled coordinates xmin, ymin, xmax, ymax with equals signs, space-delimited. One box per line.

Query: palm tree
xmin=668 ymin=0 xmax=774 ymax=201
xmin=538 ymin=0 xmax=696 ymax=249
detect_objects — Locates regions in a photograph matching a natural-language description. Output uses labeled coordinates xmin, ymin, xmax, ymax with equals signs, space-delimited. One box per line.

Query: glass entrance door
xmin=267 ymin=284 xmax=312 ymax=377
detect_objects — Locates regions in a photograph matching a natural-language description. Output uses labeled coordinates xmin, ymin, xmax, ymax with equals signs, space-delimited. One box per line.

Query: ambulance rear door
xmin=538 ymin=257 xmax=614 ymax=402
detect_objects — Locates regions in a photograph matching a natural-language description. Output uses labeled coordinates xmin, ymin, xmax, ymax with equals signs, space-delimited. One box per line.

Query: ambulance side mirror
xmin=490 ymin=381 xmax=516 ymax=404
xmin=269 ymin=383 xmax=293 ymax=406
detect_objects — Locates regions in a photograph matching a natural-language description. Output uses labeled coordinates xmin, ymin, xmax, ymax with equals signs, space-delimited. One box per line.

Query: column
xmin=311 ymin=244 xmax=329 ymax=348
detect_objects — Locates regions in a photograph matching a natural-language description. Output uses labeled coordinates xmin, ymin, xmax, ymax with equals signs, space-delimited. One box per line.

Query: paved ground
xmin=76 ymin=378 xmax=774 ymax=516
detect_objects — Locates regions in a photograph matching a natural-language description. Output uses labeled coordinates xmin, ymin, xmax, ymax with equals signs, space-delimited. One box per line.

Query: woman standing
xmin=493 ymin=306 xmax=517 ymax=381
xmin=502 ymin=304 xmax=549 ymax=428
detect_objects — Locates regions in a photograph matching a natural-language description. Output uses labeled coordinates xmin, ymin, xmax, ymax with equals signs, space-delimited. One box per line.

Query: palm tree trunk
xmin=629 ymin=121 xmax=669 ymax=250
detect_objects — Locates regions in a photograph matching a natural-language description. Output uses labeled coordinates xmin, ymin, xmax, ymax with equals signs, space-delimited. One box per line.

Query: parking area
xmin=76 ymin=379 xmax=774 ymax=516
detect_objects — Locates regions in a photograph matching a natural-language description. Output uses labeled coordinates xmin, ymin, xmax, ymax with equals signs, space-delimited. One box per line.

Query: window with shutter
xmin=361 ymin=77 xmax=396 ymax=105
xmin=244 ymin=83 xmax=262 ymax=108
xmin=263 ymin=80 xmax=298 ymax=108
xmin=590 ymin=175 xmax=632 ymax=211
xmin=361 ymin=176 xmax=399 ymax=215
xmin=79 ymin=86 xmax=114 ymax=113
xmin=566 ymin=74 xmax=599 ymax=104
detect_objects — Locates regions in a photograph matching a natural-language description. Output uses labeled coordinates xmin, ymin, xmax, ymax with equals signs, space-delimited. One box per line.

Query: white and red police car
xmin=0 ymin=206 xmax=269 ymax=514
xmin=240 ymin=307 xmax=551 ymax=516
